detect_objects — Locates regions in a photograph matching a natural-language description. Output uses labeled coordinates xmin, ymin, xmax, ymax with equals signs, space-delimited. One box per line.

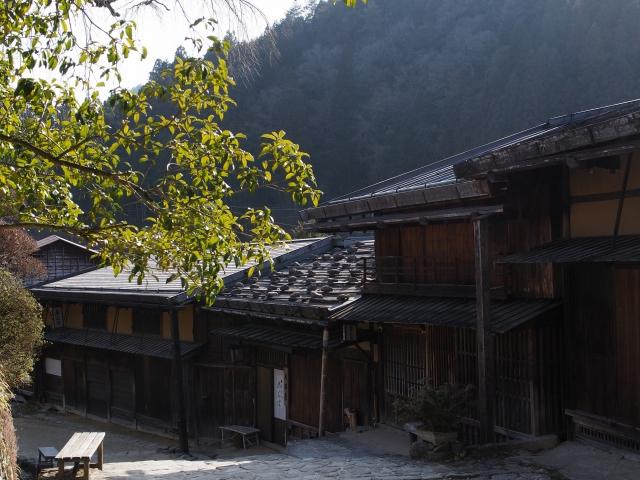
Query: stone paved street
xmin=11 ymin=407 xmax=640 ymax=479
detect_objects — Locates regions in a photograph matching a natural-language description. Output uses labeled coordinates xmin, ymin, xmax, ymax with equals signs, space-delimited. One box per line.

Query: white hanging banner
xmin=273 ymin=368 xmax=287 ymax=420
xmin=45 ymin=358 xmax=62 ymax=376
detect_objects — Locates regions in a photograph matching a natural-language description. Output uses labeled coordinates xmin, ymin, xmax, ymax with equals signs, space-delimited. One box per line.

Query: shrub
xmin=0 ymin=377 xmax=18 ymax=480
xmin=394 ymin=382 xmax=474 ymax=432
xmin=0 ymin=268 xmax=44 ymax=389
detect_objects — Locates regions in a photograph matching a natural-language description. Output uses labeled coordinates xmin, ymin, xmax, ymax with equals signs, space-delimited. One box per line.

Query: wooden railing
xmin=361 ymin=256 xmax=506 ymax=296
xmin=362 ymin=256 xmax=475 ymax=286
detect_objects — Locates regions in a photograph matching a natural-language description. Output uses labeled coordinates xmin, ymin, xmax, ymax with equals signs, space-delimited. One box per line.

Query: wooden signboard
xmin=273 ymin=369 xmax=287 ymax=421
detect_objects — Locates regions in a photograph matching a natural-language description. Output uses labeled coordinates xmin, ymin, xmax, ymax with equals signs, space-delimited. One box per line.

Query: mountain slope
xmin=223 ymin=0 xmax=640 ymax=207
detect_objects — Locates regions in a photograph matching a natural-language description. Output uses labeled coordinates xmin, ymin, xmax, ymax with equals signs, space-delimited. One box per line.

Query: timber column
xmin=473 ymin=217 xmax=495 ymax=443
xmin=318 ymin=326 xmax=330 ymax=436
xmin=171 ymin=309 xmax=189 ymax=453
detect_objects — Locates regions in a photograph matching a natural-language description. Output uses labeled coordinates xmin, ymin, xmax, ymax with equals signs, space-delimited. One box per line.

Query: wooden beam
xmin=570 ymin=187 xmax=640 ymax=204
xmin=473 ymin=218 xmax=495 ymax=444
xmin=302 ymin=180 xmax=491 ymax=221
xmin=171 ymin=309 xmax=189 ymax=453
xmin=318 ymin=326 xmax=329 ymax=436
xmin=306 ymin=204 xmax=504 ymax=232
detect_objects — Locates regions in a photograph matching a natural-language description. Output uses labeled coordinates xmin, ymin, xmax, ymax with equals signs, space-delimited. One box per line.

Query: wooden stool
xmin=36 ymin=447 xmax=58 ymax=478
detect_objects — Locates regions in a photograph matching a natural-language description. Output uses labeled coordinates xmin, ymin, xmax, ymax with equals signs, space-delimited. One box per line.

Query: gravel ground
xmin=13 ymin=404 xmax=634 ymax=479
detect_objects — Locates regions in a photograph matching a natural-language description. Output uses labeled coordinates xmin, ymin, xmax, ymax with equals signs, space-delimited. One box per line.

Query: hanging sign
xmin=273 ymin=368 xmax=287 ymax=420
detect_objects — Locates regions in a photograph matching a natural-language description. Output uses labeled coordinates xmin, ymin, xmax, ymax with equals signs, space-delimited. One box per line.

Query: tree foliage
xmin=0 ymin=225 xmax=45 ymax=281
xmin=0 ymin=268 xmax=43 ymax=390
xmin=0 ymin=0 xmax=325 ymax=304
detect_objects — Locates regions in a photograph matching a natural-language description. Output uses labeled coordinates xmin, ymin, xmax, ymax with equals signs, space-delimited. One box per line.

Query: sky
xmin=83 ymin=0 xmax=300 ymax=90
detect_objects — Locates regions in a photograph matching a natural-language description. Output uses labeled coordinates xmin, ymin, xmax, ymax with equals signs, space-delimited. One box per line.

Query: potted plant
xmin=394 ymin=382 xmax=474 ymax=446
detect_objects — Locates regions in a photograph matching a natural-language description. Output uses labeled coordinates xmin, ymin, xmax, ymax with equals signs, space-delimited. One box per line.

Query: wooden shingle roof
xmin=45 ymin=328 xmax=203 ymax=358
xmin=499 ymin=235 xmax=640 ymax=264
xmin=330 ymin=294 xmax=561 ymax=334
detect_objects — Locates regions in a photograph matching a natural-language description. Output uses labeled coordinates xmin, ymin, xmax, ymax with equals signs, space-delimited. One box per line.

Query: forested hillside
xmin=140 ymin=0 xmax=640 ymax=226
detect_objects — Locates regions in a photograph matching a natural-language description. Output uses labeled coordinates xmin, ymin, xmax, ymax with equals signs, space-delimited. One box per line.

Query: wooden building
xmin=30 ymin=238 xmax=328 ymax=450
xmin=29 ymin=235 xmax=97 ymax=284
xmin=301 ymin=99 xmax=640 ymax=450
xmin=195 ymin=236 xmax=375 ymax=446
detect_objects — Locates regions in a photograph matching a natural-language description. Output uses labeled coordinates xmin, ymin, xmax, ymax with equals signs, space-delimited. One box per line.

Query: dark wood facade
xmin=49 ymin=345 xmax=178 ymax=432
xmin=31 ymin=236 xmax=97 ymax=284
xmin=380 ymin=312 xmax=563 ymax=442
xmin=38 ymin=302 xmax=198 ymax=439
xmin=193 ymin=309 xmax=373 ymax=446
xmin=565 ymin=265 xmax=640 ymax=428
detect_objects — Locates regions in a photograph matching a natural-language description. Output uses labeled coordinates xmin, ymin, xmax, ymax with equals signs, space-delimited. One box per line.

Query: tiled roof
xmin=212 ymin=239 xmax=374 ymax=317
xmin=45 ymin=328 xmax=203 ymax=359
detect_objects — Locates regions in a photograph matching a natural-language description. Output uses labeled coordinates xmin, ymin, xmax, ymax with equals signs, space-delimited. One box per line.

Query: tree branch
xmin=0 ymin=133 xmax=158 ymax=211
xmin=56 ymin=135 xmax=99 ymax=158
xmin=0 ymin=221 xmax=130 ymax=236
xmin=0 ymin=133 xmax=124 ymax=178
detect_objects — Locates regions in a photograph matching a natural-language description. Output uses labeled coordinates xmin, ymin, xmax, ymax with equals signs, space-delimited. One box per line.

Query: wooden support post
xmin=318 ymin=326 xmax=330 ymax=436
xmin=106 ymin=360 xmax=111 ymax=422
xmin=369 ymin=323 xmax=378 ymax=425
xmin=562 ymin=165 xmax=571 ymax=238
xmin=473 ymin=217 xmax=495 ymax=444
xmin=613 ymin=153 xmax=633 ymax=241
xmin=377 ymin=326 xmax=385 ymax=420
xmin=171 ymin=309 xmax=189 ymax=453
xmin=528 ymin=328 xmax=540 ymax=436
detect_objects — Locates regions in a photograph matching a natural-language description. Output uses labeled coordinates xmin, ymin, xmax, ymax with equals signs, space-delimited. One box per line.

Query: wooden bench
xmin=55 ymin=432 xmax=105 ymax=480
xmin=219 ymin=425 xmax=260 ymax=449
xmin=287 ymin=419 xmax=319 ymax=439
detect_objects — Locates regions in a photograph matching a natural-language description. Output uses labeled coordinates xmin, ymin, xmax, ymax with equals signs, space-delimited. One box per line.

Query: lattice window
xmin=384 ymin=327 xmax=426 ymax=398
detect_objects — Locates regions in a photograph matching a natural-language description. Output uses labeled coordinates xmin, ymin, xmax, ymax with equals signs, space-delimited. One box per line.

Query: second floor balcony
xmin=362 ymin=256 xmax=505 ymax=296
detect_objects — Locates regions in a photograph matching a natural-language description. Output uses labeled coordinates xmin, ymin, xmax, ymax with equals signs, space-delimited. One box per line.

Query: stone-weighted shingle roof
xmin=211 ymin=238 xmax=374 ymax=318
